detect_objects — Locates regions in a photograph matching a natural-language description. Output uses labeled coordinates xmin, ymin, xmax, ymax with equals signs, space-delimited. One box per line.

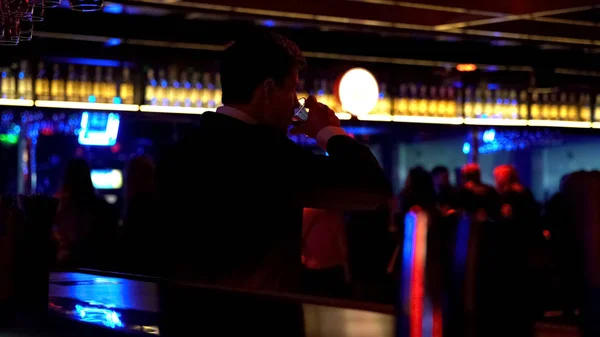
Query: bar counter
xmin=0 ymin=269 xmax=582 ymax=337
xmin=7 ymin=269 xmax=394 ymax=337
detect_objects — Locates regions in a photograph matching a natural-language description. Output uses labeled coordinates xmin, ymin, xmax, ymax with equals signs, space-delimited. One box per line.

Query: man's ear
xmin=263 ymin=79 xmax=275 ymax=103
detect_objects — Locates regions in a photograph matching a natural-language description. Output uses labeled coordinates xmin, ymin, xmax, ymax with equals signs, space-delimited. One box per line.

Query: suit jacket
xmin=156 ymin=111 xmax=391 ymax=292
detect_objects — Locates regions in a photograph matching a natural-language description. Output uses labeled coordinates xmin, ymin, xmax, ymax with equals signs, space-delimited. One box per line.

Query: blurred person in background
xmin=543 ymin=174 xmax=582 ymax=316
xmin=431 ymin=165 xmax=459 ymax=214
xmin=53 ymin=158 xmax=118 ymax=268
xmin=301 ymin=208 xmax=349 ymax=298
xmin=493 ymin=164 xmax=538 ymax=228
xmin=493 ymin=164 xmax=540 ymax=332
xmin=398 ymin=166 xmax=437 ymax=217
xmin=121 ymin=155 xmax=159 ymax=275
xmin=157 ymin=30 xmax=391 ymax=293
xmin=393 ymin=167 xmax=449 ymax=336
xmin=460 ymin=163 xmax=500 ymax=222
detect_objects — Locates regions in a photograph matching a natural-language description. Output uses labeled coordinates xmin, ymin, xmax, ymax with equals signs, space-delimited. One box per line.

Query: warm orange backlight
xmin=456 ymin=64 xmax=477 ymax=72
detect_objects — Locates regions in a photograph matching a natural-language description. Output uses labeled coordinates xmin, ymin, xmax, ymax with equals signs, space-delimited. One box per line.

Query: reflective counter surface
xmin=46 ymin=270 xmax=394 ymax=337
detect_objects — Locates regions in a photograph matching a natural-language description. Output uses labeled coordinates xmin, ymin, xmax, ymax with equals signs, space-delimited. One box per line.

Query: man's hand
xmin=290 ymin=96 xmax=341 ymax=139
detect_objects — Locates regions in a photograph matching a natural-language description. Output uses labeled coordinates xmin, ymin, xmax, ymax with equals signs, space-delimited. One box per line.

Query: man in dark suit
xmin=157 ymin=31 xmax=391 ymax=293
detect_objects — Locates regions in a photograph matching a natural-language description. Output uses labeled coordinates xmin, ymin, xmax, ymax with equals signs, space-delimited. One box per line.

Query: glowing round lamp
xmin=338 ymin=68 xmax=379 ymax=117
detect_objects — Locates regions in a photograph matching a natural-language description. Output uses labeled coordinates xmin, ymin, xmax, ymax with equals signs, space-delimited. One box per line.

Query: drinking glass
xmin=293 ymin=97 xmax=309 ymax=124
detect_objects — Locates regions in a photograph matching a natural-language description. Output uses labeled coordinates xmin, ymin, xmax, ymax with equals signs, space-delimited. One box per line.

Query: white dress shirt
xmin=216 ymin=106 xmax=347 ymax=150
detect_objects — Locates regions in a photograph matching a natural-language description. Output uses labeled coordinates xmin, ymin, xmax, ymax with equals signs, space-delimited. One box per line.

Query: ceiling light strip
xmin=139 ymin=105 xmax=215 ymax=114
xmin=35 ymin=100 xmax=140 ymax=111
xmin=346 ymin=0 xmax=506 ymax=17
xmin=124 ymin=0 xmax=600 ymax=47
xmin=0 ymin=98 xmax=34 ymax=107
xmin=464 ymin=118 xmax=528 ymax=126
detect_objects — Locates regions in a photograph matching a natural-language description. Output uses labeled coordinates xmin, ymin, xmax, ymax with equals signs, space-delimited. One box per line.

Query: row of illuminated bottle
xmin=297 ymin=81 xmax=462 ymax=118
xmin=1 ymin=61 xmax=135 ymax=104
xmin=1 ymin=63 xmax=597 ymax=122
xmin=300 ymin=80 xmax=596 ymax=122
xmin=1 ymin=61 xmax=34 ymax=101
xmin=464 ymin=88 xmax=526 ymax=120
xmin=391 ymin=84 xmax=460 ymax=117
xmin=144 ymin=67 xmax=222 ymax=108
xmin=530 ymin=91 xmax=593 ymax=122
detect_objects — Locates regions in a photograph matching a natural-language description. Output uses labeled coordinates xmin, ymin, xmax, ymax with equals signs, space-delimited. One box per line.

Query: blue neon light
xmin=88 ymin=95 xmax=97 ymax=103
xmin=401 ymin=212 xmax=416 ymax=306
xmin=263 ymin=20 xmax=276 ymax=27
xmin=482 ymin=129 xmax=496 ymax=143
xmin=462 ymin=142 xmax=471 ymax=155
xmin=44 ymin=57 xmax=132 ymax=68
xmin=113 ymin=97 xmax=122 ymax=104
xmin=78 ymin=112 xmax=120 ymax=146
xmin=103 ymin=2 xmax=123 ymax=14
xmin=105 ymin=38 xmax=122 ymax=47
xmin=75 ymin=304 xmax=124 ymax=329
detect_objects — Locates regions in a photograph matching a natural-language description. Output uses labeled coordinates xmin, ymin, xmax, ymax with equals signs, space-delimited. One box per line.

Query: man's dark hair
xmin=462 ymin=163 xmax=482 ymax=184
xmin=431 ymin=166 xmax=449 ymax=176
xmin=220 ymin=30 xmax=306 ymax=105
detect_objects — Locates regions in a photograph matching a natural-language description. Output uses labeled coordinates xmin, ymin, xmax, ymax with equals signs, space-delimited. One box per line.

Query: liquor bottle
xmin=214 ymin=73 xmax=222 ymax=107
xmin=567 ymin=93 xmax=578 ymax=121
xmin=473 ymin=88 xmax=483 ymax=117
xmin=328 ymin=80 xmax=341 ymax=112
xmin=179 ymin=71 xmax=191 ymax=107
xmin=580 ymin=94 xmax=591 ymax=122
xmin=483 ymin=89 xmax=493 ymax=117
xmin=9 ymin=64 xmax=17 ymax=99
xmin=508 ymin=90 xmax=518 ymax=119
xmin=394 ymin=83 xmax=408 ymax=116
xmin=167 ymin=66 xmax=179 ymax=106
xmin=17 ymin=60 xmax=33 ymax=100
xmin=1 ymin=68 xmax=10 ymax=99
xmin=531 ymin=92 xmax=540 ymax=120
xmin=296 ymin=79 xmax=309 ymax=101
xmin=314 ymin=79 xmax=325 ymax=104
xmin=157 ymin=69 xmax=168 ymax=106
xmin=596 ymin=94 xmax=600 ymax=122
xmin=447 ymin=86 xmax=457 ymax=117
xmin=408 ymin=83 xmax=418 ymax=115
xmin=318 ymin=79 xmax=329 ymax=106
xmin=519 ymin=90 xmax=528 ymax=120
xmin=65 ymin=64 xmax=80 ymax=102
xmin=492 ymin=89 xmax=510 ymax=118
xmin=35 ymin=62 xmax=50 ymax=101
xmin=465 ymin=88 xmax=475 ymax=118
xmin=558 ymin=92 xmax=568 ymax=120
xmin=418 ymin=85 xmax=428 ymax=116
xmin=190 ymin=72 xmax=202 ymax=108
xmin=79 ymin=66 xmax=92 ymax=102
xmin=104 ymin=68 xmax=117 ymax=104
xmin=493 ymin=89 xmax=502 ymax=118
xmin=119 ymin=66 xmax=134 ymax=104
xmin=548 ymin=93 xmax=558 ymax=120
xmin=50 ymin=64 xmax=65 ymax=101
xmin=438 ymin=86 xmax=447 ymax=117
xmin=92 ymin=66 xmax=104 ymax=103
xmin=464 ymin=87 xmax=474 ymax=118
xmin=376 ymin=83 xmax=392 ymax=115
xmin=428 ymin=85 xmax=438 ymax=116
xmin=145 ymin=68 xmax=157 ymax=105
xmin=1 ymin=66 xmax=16 ymax=99
xmin=540 ymin=94 xmax=550 ymax=120
xmin=201 ymin=73 xmax=214 ymax=108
